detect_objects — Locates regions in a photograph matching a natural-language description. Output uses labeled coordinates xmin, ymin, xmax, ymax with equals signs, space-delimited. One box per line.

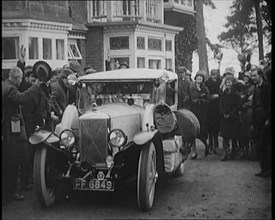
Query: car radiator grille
xmin=79 ymin=118 xmax=110 ymax=164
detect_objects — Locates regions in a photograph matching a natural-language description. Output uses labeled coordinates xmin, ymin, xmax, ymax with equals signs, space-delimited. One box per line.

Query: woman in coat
xmin=205 ymin=69 xmax=222 ymax=154
xmin=190 ymin=71 xmax=210 ymax=159
xmin=219 ymin=75 xmax=242 ymax=161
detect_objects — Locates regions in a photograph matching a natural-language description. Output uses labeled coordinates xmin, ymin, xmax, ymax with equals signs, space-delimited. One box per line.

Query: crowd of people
xmin=177 ymin=62 xmax=271 ymax=179
xmin=1 ymin=48 xmax=271 ymax=204
xmin=1 ymin=47 xmax=134 ymax=202
xmin=1 ymin=47 xmax=98 ymax=202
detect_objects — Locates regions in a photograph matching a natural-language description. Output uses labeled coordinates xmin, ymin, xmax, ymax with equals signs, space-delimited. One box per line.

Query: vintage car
xmin=29 ymin=68 xmax=199 ymax=211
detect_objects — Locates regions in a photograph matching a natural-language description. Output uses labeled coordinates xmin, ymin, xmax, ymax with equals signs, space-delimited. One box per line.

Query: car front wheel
xmin=34 ymin=146 xmax=57 ymax=207
xmin=137 ymin=141 xmax=157 ymax=211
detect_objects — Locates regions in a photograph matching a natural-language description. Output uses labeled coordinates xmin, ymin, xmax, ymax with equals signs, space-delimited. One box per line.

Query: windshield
xmin=77 ymin=81 xmax=154 ymax=114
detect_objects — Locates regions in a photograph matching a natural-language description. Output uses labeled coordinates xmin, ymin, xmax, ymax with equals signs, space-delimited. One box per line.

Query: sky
xmin=191 ymin=0 xmax=262 ymax=78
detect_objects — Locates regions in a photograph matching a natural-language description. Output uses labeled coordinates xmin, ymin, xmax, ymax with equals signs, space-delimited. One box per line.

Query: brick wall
xmin=2 ymin=1 xmax=24 ymax=10
xmin=86 ymin=27 xmax=104 ymax=72
xmin=78 ymin=39 xmax=87 ymax=68
xmin=68 ymin=0 xmax=87 ymax=23
xmin=3 ymin=1 xmax=70 ymax=23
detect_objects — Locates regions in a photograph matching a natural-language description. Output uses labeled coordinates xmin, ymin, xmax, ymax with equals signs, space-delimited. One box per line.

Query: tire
xmin=137 ymin=142 xmax=157 ymax=211
xmin=34 ymin=146 xmax=57 ymax=207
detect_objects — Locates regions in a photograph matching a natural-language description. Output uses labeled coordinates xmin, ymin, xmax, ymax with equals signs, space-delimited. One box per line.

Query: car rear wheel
xmin=34 ymin=146 xmax=57 ymax=207
xmin=137 ymin=141 xmax=157 ymax=211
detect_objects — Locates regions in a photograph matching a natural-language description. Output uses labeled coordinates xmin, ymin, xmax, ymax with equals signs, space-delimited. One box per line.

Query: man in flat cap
xmin=51 ymin=68 xmax=74 ymax=118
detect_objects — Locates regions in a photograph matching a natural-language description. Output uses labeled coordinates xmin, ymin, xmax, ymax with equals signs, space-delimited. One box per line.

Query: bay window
xmin=2 ymin=37 xmax=19 ymax=60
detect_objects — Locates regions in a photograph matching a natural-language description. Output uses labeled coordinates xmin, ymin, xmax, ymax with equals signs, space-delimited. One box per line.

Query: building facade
xmin=2 ymin=0 xmax=195 ymax=72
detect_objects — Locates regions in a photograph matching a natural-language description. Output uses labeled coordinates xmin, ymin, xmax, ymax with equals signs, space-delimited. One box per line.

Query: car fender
xmin=133 ymin=130 xmax=158 ymax=145
xmin=29 ymin=130 xmax=59 ymax=145
xmin=142 ymin=103 xmax=155 ymax=131
xmin=55 ymin=104 xmax=79 ymax=136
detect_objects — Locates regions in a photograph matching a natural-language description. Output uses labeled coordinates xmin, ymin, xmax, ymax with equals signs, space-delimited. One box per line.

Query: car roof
xmin=78 ymin=68 xmax=178 ymax=82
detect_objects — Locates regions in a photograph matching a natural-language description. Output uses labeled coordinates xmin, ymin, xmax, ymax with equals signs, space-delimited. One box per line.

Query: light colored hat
xmin=224 ymin=66 xmax=235 ymax=75
xmin=85 ymin=68 xmax=97 ymax=74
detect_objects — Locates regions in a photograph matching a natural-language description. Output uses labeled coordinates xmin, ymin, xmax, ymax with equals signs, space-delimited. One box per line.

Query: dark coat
xmin=178 ymin=79 xmax=191 ymax=110
xmin=252 ymin=81 xmax=271 ymax=135
xmin=239 ymin=83 xmax=255 ymax=137
xmin=219 ymin=87 xmax=242 ymax=139
xmin=21 ymin=83 xmax=52 ymax=137
xmin=190 ymin=82 xmax=210 ymax=139
xmin=51 ymin=78 xmax=70 ymax=116
xmin=205 ymin=78 xmax=222 ymax=134
xmin=2 ymin=80 xmax=41 ymax=159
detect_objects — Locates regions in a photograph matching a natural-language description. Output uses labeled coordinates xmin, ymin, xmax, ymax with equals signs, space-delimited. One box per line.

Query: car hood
xmin=79 ymin=103 xmax=145 ymax=142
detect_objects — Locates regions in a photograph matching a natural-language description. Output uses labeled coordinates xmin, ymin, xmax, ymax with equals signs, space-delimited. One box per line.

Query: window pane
xmin=137 ymin=57 xmax=145 ymax=68
xmin=149 ymin=59 xmax=161 ymax=69
xmin=69 ymin=44 xmax=81 ymax=58
xmin=165 ymin=59 xmax=172 ymax=70
xmin=148 ymin=38 xmax=162 ymax=51
xmin=110 ymin=37 xmax=129 ymax=50
xmin=2 ymin=37 xmax=19 ymax=59
xmin=137 ymin=37 xmax=145 ymax=49
xmin=29 ymin=37 xmax=38 ymax=59
xmin=165 ymin=40 xmax=172 ymax=51
xmin=56 ymin=39 xmax=64 ymax=60
xmin=43 ymin=38 xmax=52 ymax=60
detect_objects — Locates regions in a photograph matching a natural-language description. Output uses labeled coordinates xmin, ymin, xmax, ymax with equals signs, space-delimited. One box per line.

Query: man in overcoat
xmin=251 ymin=66 xmax=271 ymax=177
xmin=2 ymin=67 xmax=41 ymax=200
xmin=177 ymin=66 xmax=192 ymax=110
xmin=51 ymin=68 xmax=74 ymax=117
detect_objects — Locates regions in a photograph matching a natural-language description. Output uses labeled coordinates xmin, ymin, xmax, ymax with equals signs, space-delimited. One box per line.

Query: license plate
xmin=73 ymin=178 xmax=114 ymax=191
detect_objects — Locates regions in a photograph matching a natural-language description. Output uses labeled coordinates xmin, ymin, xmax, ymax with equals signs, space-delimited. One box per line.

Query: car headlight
xmin=60 ymin=129 xmax=75 ymax=148
xmin=109 ymin=129 xmax=127 ymax=148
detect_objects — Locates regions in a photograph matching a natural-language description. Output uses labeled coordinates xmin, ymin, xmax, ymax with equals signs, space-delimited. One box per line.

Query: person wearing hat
xmin=220 ymin=66 xmax=236 ymax=92
xmin=219 ymin=75 xmax=242 ymax=161
xmin=237 ymin=70 xmax=255 ymax=159
xmin=177 ymin=66 xmax=192 ymax=110
xmin=119 ymin=61 xmax=129 ymax=69
xmin=19 ymin=65 xmax=35 ymax=92
xmin=51 ymin=68 xmax=74 ymax=118
xmin=69 ymin=61 xmax=84 ymax=77
xmin=189 ymin=70 xmax=210 ymax=159
xmin=205 ymin=69 xmax=222 ymax=154
xmin=85 ymin=67 xmax=97 ymax=74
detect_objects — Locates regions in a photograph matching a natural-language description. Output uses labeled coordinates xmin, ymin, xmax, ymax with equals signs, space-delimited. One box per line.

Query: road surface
xmin=2 ymin=138 xmax=271 ymax=219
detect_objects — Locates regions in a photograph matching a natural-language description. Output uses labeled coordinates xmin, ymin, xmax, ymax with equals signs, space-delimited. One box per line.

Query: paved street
xmin=2 ymin=139 xmax=272 ymax=219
